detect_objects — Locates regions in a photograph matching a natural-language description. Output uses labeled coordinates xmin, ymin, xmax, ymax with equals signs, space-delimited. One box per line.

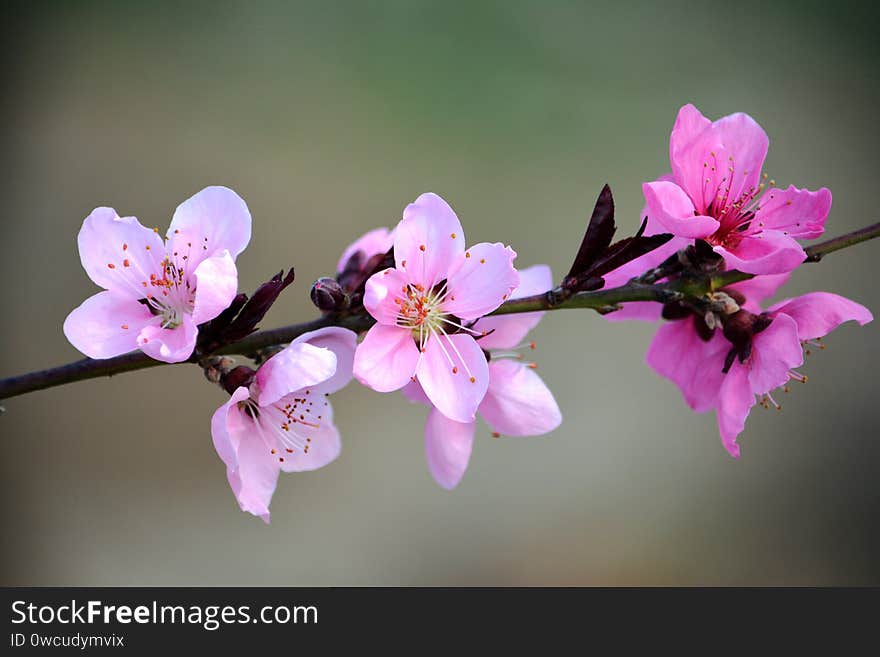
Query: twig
xmin=1 ymin=223 xmax=877 ymax=400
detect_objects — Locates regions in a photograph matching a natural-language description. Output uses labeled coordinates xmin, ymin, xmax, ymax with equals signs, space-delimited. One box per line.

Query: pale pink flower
xmin=643 ymin=104 xmax=831 ymax=274
xmin=353 ymin=192 xmax=519 ymax=423
xmin=647 ymin=276 xmax=872 ymax=457
xmin=211 ymin=327 xmax=357 ymax=522
xmin=336 ymin=227 xmax=394 ymax=273
xmin=402 ymin=265 xmax=562 ymax=489
xmin=63 ymin=187 xmax=252 ymax=363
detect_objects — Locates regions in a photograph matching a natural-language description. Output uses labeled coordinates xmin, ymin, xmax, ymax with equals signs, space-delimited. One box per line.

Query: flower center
xmin=141 ymin=257 xmax=195 ymax=329
xmin=698 ymin=152 xmax=775 ymax=248
xmin=241 ymin=387 xmax=331 ymax=464
xmin=395 ymin=281 xmax=449 ymax=337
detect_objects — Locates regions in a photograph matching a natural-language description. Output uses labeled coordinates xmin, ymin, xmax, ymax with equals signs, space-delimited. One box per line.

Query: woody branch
xmin=1 ymin=222 xmax=877 ymax=401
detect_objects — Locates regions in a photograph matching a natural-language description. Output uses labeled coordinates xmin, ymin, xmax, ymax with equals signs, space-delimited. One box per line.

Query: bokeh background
xmin=2 ymin=0 xmax=878 ymax=585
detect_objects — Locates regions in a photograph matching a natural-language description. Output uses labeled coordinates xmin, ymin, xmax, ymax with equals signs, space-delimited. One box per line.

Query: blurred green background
xmin=2 ymin=0 xmax=878 ymax=585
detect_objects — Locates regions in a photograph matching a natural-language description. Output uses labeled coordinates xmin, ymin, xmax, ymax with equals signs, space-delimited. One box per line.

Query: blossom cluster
xmin=62 ymin=104 xmax=872 ymax=522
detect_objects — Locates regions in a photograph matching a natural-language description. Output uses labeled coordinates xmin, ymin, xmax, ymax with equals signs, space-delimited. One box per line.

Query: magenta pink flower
xmin=643 ymin=104 xmax=831 ymax=274
xmin=647 ymin=276 xmax=872 ymax=457
xmin=211 ymin=327 xmax=357 ymax=522
xmin=402 ymin=265 xmax=562 ymax=489
xmin=63 ymin=186 xmax=252 ymax=363
xmin=353 ymin=192 xmax=519 ymax=423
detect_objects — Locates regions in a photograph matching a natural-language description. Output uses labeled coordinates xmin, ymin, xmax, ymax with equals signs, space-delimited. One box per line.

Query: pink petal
xmin=394 ymin=192 xmax=465 ymax=287
xmin=280 ymin=418 xmax=342 ymax=473
xmin=363 ymin=267 xmax=410 ymax=325
xmin=256 ymin=341 xmax=339 ymax=406
xmin=137 ymin=313 xmax=199 ymax=363
xmin=755 ymin=185 xmax=831 ymax=239
xmin=669 ymin=104 xmax=714 ymax=203
xmin=645 ymin=318 xmax=730 ymax=413
xmin=424 ymin=407 xmax=475 ymax=490
xmin=401 ymin=379 xmax=431 ymax=406
xmin=292 ymin=327 xmax=358 ymax=394
xmin=708 ymin=111 xmax=769 ymax=206
xmin=670 ymin=105 xmax=712 ymax=155
xmin=715 ymin=363 xmax=754 ymax=459
xmin=416 ymin=333 xmax=489 ymax=423
xmin=475 ymin=264 xmax=552 ymax=350
xmin=166 ymin=186 xmax=252 ymax=273
xmin=479 ymin=360 xmax=562 ymax=436
xmin=443 ymin=243 xmax=519 ymax=321
xmin=211 ymin=386 xmax=251 ymax=469
xmin=226 ymin=414 xmax=281 ymax=523
xmin=353 ymin=323 xmax=420 ymax=392
xmin=337 ymin=227 xmax=393 ymax=273
xmin=63 ymin=291 xmax=154 ymax=359
xmin=748 ymin=314 xmax=803 ymax=394
xmin=714 ymin=231 xmax=806 ymax=275
xmin=726 ymin=273 xmax=791 ymax=313
xmin=643 ymin=181 xmax=719 ymax=239
xmin=768 ymin=292 xmax=873 ymax=341
xmin=76 ymin=207 xmax=165 ymax=295
xmin=191 ymin=250 xmax=238 ymax=325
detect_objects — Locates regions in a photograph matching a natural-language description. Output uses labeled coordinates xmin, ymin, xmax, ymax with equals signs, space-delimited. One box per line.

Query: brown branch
xmin=2 ymin=222 xmax=877 ymax=401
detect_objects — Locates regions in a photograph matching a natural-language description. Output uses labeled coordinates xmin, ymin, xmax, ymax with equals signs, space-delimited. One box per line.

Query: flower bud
xmin=220 ymin=365 xmax=256 ymax=395
xmin=310 ymin=277 xmax=349 ymax=312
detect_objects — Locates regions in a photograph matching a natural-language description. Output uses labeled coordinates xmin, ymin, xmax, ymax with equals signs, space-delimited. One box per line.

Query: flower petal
xmin=645 ymin=318 xmax=729 ymax=413
xmin=363 ymin=267 xmax=411 ymax=325
xmin=337 ymin=227 xmax=393 ymax=273
xmin=424 ymin=407 xmax=475 ymax=490
xmin=211 ymin=386 xmax=251 ymax=469
xmin=643 ymin=181 xmax=719 ymax=239
xmin=76 ymin=207 xmax=165 ymax=295
xmin=63 ymin=291 xmax=154 ymax=359
xmin=280 ymin=418 xmax=342 ymax=473
xmin=353 ymin=323 xmax=420 ymax=392
xmin=670 ymin=105 xmax=712 ymax=151
xmin=714 ymin=230 xmax=806 ymax=275
xmin=479 ymin=360 xmax=562 ymax=436
xmin=416 ymin=333 xmax=489 ymax=422
xmin=225 ymin=415 xmax=281 ymax=523
xmin=191 ymin=250 xmax=238 ymax=325
xmin=167 ymin=186 xmax=252 ymax=272
xmin=416 ymin=333 xmax=489 ymax=423
xmin=748 ymin=314 xmax=803 ymax=394
xmin=475 ymin=264 xmax=552 ymax=350
xmin=768 ymin=292 xmax=873 ymax=341
xmin=716 ymin=363 xmax=754 ymax=459
xmin=394 ymin=192 xmax=465 ymax=287
xmin=755 ymin=185 xmax=831 ymax=239
xmin=401 ymin=379 xmax=432 ymax=406
xmin=256 ymin=341 xmax=338 ymax=406
xmin=137 ymin=313 xmax=199 ymax=363
xmin=291 ymin=327 xmax=359 ymax=395
xmin=443 ymin=243 xmax=519 ymax=321
xmin=726 ymin=273 xmax=791 ymax=313
xmin=708 ymin=111 xmax=769 ymax=206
